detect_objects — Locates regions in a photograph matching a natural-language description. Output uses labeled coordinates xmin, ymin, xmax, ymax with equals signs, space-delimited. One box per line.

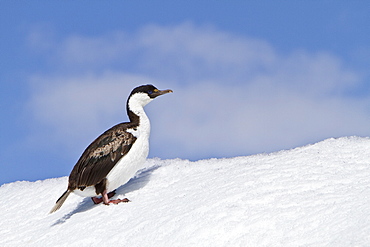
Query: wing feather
xmin=68 ymin=123 xmax=137 ymax=191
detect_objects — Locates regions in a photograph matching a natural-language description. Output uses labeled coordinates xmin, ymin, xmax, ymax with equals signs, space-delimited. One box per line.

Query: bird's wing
xmin=68 ymin=123 xmax=137 ymax=190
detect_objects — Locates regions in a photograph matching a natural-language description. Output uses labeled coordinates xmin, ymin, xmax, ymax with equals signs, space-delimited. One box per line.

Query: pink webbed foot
xmin=106 ymin=198 xmax=130 ymax=204
xmin=91 ymin=190 xmax=116 ymax=204
xmin=91 ymin=197 xmax=104 ymax=204
xmin=91 ymin=190 xmax=130 ymax=205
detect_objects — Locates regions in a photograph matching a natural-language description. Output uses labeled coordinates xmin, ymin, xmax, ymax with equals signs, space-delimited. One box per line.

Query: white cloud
xmin=27 ymin=72 xmax=159 ymax=154
xmin=153 ymin=82 xmax=370 ymax=159
xmin=27 ymin=23 xmax=370 ymax=160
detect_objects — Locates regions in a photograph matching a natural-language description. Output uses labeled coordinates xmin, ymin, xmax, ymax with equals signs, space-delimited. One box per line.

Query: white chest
xmin=105 ymin=130 xmax=150 ymax=192
xmin=105 ymin=113 xmax=151 ymax=192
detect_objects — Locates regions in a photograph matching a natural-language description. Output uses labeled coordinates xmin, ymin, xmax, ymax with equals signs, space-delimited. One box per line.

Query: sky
xmin=1 ymin=1 xmax=370 ymax=185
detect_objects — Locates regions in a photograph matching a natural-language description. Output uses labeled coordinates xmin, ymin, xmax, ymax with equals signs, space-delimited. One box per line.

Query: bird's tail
xmin=49 ymin=190 xmax=71 ymax=214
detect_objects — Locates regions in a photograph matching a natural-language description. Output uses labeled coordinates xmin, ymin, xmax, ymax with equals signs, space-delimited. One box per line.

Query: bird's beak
xmin=152 ymin=89 xmax=173 ymax=98
xmin=159 ymin=89 xmax=173 ymax=94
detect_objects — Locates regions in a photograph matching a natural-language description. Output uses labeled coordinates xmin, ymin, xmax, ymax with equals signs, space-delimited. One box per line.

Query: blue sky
xmin=1 ymin=1 xmax=370 ymax=185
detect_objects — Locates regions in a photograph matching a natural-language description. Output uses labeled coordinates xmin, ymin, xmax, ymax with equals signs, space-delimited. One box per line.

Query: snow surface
xmin=1 ymin=137 xmax=370 ymax=247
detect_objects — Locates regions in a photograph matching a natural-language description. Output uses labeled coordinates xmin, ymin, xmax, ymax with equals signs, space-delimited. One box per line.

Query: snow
xmin=1 ymin=137 xmax=370 ymax=246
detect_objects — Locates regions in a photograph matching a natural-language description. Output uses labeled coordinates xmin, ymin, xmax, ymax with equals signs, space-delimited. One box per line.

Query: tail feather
xmin=49 ymin=190 xmax=71 ymax=214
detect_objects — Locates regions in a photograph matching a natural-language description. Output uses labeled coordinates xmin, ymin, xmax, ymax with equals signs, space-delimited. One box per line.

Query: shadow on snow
xmin=50 ymin=164 xmax=161 ymax=226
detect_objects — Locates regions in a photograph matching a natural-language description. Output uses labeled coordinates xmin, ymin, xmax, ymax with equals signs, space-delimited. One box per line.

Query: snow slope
xmin=1 ymin=137 xmax=370 ymax=246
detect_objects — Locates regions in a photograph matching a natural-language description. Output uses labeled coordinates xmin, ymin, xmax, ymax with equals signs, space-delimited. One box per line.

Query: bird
xmin=50 ymin=84 xmax=173 ymax=213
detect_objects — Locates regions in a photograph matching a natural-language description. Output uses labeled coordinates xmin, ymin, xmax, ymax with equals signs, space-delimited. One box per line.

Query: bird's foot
xmin=91 ymin=190 xmax=130 ymax=205
xmin=104 ymin=198 xmax=130 ymax=205
xmin=91 ymin=197 xmax=104 ymax=204
xmin=91 ymin=190 xmax=117 ymax=204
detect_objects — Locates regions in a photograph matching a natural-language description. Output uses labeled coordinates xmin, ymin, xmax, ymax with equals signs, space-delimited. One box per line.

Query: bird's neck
xmin=127 ymin=101 xmax=151 ymax=136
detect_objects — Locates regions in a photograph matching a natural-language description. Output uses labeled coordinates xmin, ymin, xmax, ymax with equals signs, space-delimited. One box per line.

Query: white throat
xmin=127 ymin=93 xmax=152 ymax=136
xmin=128 ymin=93 xmax=152 ymax=114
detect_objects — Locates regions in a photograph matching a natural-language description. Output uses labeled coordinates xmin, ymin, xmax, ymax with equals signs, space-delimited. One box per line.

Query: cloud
xmin=27 ymin=23 xmax=370 ymax=160
xmin=27 ymin=72 xmax=159 ymax=154
xmin=154 ymin=82 xmax=370 ymax=159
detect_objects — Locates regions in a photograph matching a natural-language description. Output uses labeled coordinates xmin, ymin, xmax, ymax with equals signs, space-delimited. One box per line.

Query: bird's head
xmin=127 ymin=84 xmax=173 ymax=109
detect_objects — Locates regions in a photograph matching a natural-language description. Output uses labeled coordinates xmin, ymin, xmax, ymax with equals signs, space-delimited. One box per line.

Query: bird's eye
xmin=148 ymin=90 xmax=153 ymax=94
